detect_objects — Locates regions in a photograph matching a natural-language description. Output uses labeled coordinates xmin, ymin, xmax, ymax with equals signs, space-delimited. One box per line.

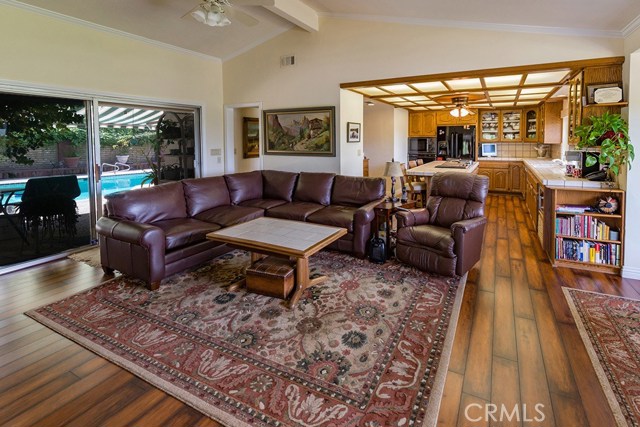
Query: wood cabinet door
xmin=458 ymin=113 xmax=478 ymax=126
xmin=523 ymin=108 xmax=539 ymax=142
xmin=409 ymin=112 xmax=423 ymax=137
xmin=510 ymin=163 xmax=523 ymax=193
xmin=500 ymin=110 xmax=522 ymax=142
xmin=436 ymin=111 xmax=457 ymax=126
xmin=477 ymin=168 xmax=494 ymax=190
xmin=493 ymin=169 xmax=510 ymax=191
xmin=479 ymin=110 xmax=500 ymax=142
xmin=543 ymin=101 xmax=563 ymax=144
xmin=422 ymin=112 xmax=436 ymax=136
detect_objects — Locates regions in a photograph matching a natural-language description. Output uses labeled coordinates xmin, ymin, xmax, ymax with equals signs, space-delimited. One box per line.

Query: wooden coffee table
xmin=206 ymin=217 xmax=347 ymax=308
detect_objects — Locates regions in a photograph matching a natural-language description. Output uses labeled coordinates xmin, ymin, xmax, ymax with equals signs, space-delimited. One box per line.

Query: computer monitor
xmin=481 ymin=143 xmax=497 ymax=157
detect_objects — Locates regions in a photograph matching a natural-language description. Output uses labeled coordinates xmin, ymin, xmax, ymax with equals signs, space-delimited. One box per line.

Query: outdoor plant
xmin=575 ymin=111 xmax=635 ymax=177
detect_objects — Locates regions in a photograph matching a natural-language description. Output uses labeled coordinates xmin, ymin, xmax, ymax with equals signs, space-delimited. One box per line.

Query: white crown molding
xmin=622 ymin=265 xmax=640 ymax=280
xmin=321 ymin=12 xmax=624 ymax=39
xmin=622 ymin=14 xmax=640 ymax=38
xmin=0 ymin=0 xmax=221 ymax=62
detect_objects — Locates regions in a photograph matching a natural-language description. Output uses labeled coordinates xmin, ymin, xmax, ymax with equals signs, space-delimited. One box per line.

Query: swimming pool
xmin=0 ymin=171 xmax=150 ymax=204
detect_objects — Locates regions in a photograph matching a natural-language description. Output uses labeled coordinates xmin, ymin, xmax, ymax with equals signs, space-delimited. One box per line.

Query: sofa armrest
xmin=96 ymin=217 xmax=164 ymax=250
xmin=396 ymin=209 xmax=430 ymax=228
xmin=451 ymin=217 xmax=487 ymax=276
xmin=354 ymin=198 xmax=385 ymax=225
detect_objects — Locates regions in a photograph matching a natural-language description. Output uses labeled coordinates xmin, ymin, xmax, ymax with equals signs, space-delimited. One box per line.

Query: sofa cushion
xmin=182 ymin=176 xmax=231 ymax=217
xmin=105 ymin=182 xmax=187 ymax=223
xmin=265 ymin=202 xmax=325 ymax=221
xmin=293 ymin=172 xmax=335 ymax=206
xmin=151 ymin=218 xmax=221 ymax=251
xmin=224 ymin=171 xmax=263 ymax=205
xmin=239 ymin=198 xmax=287 ymax=210
xmin=262 ymin=170 xmax=298 ymax=202
xmin=331 ymin=176 xmax=385 ymax=207
xmin=195 ymin=205 xmax=264 ymax=227
xmin=397 ymin=225 xmax=455 ymax=258
xmin=307 ymin=206 xmax=356 ymax=232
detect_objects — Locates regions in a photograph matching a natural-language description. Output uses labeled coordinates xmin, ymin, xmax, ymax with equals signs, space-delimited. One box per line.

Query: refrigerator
xmin=436 ymin=126 xmax=476 ymax=160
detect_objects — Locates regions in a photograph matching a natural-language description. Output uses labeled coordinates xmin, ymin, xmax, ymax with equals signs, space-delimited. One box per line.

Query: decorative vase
xmin=116 ymin=155 xmax=129 ymax=164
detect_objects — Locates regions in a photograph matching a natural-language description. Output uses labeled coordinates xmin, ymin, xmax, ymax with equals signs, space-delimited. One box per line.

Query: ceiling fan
xmin=184 ymin=0 xmax=270 ymax=27
xmin=434 ymin=93 xmax=484 ymax=117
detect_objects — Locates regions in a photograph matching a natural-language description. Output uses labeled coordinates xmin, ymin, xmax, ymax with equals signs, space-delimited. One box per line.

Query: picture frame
xmin=347 ymin=122 xmax=361 ymax=143
xmin=586 ymin=83 xmax=623 ymax=105
xmin=243 ymin=117 xmax=259 ymax=159
xmin=263 ymin=106 xmax=335 ymax=156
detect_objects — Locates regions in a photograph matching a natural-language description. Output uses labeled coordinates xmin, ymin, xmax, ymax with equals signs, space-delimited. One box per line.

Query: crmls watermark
xmin=464 ymin=403 xmax=546 ymax=423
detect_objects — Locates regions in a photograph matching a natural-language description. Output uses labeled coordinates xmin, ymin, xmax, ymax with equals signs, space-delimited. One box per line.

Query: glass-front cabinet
xmin=523 ymin=108 xmax=539 ymax=142
xmin=501 ymin=110 xmax=521 ymax=141
xmin=480 ymin=111 xmax=499 ymax=142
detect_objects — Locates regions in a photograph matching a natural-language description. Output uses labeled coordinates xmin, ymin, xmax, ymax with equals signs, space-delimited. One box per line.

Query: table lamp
xmin=383 ymin=161 xmax=404 ymax=202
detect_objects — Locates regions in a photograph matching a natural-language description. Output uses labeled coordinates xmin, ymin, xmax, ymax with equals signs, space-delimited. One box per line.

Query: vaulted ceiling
xmin=6 ymin=0 xmax=640 ymax=60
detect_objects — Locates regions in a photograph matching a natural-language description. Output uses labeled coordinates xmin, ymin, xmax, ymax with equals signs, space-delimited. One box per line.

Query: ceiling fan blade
xmin=227 ymin=7 xmax=259 ymax=26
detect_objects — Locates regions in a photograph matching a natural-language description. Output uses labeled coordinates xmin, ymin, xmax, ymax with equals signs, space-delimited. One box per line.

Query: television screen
xmin=482 ymin=143 xmax=497 ymax=157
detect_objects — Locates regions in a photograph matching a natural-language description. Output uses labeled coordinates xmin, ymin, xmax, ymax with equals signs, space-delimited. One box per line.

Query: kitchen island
xmin=407 ymin=160 xmax=479 ymax=196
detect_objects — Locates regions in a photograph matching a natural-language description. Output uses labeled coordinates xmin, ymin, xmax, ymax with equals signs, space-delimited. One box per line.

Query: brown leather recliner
xmin=395 ymin=172 xmax=489 ymax=276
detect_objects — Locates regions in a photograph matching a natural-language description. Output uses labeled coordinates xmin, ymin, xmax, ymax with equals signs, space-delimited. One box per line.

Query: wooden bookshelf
xmin=547 ymin=187 xmax=625 ymax=275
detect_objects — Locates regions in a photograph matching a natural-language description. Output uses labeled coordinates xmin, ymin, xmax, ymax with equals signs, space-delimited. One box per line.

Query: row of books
xmin=555 ymin=215 xmax=618 ymax=241
xmin=555 ymin=237 xmax=621 ymax=266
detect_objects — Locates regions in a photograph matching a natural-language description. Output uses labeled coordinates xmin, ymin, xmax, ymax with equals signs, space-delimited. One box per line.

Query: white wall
xmin=0 ymin=4 xmax=225 ymax=176
xmin=622 ymin=29 xmax=640 ymax=279
xmin=394 ymin=109 xmax=409 ymax=165
xmin=339 ymin=89 xmax=363 ymax=176
xmin=233 ymin=107 xmax=261 ymax=173
xmin=363 ymin=102 xmax=395 ymax=177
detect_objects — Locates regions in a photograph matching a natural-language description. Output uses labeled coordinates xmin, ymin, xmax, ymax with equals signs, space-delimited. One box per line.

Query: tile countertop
xmin=521 ymin=159 xmax=618 ymax=189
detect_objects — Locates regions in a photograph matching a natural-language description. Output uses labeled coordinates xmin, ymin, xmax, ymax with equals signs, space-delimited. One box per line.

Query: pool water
xmin=0 ymin=172 xmax=149 ymax=204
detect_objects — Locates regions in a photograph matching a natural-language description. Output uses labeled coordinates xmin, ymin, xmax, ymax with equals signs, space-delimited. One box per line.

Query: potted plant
xmin=113 ymin=137 xmax=131 ymax=164
xmin=574 ymin=111 xmax=635 ymax=179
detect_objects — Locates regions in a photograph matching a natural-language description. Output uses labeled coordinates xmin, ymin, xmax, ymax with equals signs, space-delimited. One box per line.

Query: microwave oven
xmin=565 ymin=150 xmax=600 ymax=177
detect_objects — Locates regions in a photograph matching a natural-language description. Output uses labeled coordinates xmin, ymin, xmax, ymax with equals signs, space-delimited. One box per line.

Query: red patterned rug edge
xmin=562 ymin=287 xmax=629 ymax=427
xmin=24 ymin=265 xmax=468 ymax=427
xmin=422 ymin=272 xmax=467 ymax=427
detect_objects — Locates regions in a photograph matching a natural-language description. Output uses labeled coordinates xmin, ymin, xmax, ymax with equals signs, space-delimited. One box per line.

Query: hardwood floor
xmin=1 ymin=193 xmax=639 ymax=426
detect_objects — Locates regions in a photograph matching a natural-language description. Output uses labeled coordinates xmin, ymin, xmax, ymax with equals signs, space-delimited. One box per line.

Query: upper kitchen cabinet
xmin=542 ymin=101 xmax=563 ymax=144
xmin=501 ymin=110 xmax=522 ymax=142
xmin=479 ymin=111 xmax=499 ymax=142
xmin=436 ymin=111 xmax=477 ymax=126
xmin=523 ymin=108 xmax=539 ymax=142
xmin=408 ymin=111 xmax=436 ymax=137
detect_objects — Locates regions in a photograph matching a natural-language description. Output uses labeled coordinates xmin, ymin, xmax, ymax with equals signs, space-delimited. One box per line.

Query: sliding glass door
xmin=0 ymin=93 xmax=201 ymax=271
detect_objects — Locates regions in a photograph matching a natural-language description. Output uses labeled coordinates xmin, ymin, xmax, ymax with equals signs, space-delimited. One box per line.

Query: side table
xmin=373 ymin=199 xmax=418 ymax=260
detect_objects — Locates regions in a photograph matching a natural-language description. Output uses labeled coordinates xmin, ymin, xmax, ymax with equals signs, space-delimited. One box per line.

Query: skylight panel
xmin=484 ymin=75 xmax=522 ymax=87
xmin=411 ymin=81 xmax=448 ymax=92
xmin=524 ymin=70 xmax=570 ymax=85
xmin=445 ymin=78 xmax=482 ymax=90
xmin=378 ymin=84 xmax=417 ymax=94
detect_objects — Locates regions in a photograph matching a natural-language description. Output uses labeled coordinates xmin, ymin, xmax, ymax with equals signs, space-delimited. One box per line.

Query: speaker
xmin=369 ymin=236 xmax=386 ymax=264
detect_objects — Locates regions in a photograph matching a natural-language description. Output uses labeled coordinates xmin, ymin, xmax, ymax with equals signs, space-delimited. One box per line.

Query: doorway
xmin=224 ymin=103 xmax=263 ymax=173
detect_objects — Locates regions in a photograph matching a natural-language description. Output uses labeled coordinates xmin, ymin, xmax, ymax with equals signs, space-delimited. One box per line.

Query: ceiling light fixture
xmin=450 ymin=97 xmax=470 ymax=117
xmin=192 ymin=0 xmax=231 ymax=27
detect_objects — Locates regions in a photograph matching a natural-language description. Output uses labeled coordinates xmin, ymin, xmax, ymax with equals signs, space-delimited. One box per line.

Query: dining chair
xmin=400 ymin=163 xmax=426 ymax=207
xmin=416 ymin=159 xmax=424 ymax=166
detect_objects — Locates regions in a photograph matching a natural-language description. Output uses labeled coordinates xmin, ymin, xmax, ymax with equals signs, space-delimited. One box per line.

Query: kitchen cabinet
xmin=479 ymin=110 xmax=522 ymax=142
xmin=408 ymin=111 xmax=436 ymax=137
xmin=524 ymin=167 xmax=540 ymax=227
xmin=542 ymin=101 xmax=563 ymax=144
xmin=478 ymin=161 xmax=524 ymax=193
xmin=435 ymin=111 xmax=477 ymax=126
xmin=501 ymin=110 xmax=522 ymax=142
xmin=523 ymin=108 xmax=539 ymax=142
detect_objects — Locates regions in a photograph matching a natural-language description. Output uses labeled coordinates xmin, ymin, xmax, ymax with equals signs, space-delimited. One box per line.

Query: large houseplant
xmin=574 ymin=111 xmax=634 ymax=178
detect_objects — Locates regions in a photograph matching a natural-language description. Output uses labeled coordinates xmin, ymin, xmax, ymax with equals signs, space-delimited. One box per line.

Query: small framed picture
xmin=347 ymin=122 xmax=361 ymax=143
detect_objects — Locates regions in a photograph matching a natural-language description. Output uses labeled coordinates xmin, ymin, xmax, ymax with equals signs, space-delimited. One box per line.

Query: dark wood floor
xmin=1 ymin=194 xmax=639 ymax=426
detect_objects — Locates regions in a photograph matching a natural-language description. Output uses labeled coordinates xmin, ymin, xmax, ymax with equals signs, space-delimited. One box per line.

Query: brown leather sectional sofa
xmin=96 ymin=170 xmax=385 ymax=289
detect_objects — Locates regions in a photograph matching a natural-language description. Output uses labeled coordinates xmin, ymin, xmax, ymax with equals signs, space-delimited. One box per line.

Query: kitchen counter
xmin=407 ymin=160 xmax=479 ymax=176
xmin=522 ymin=159 xmax=617 ymax=189
xmin=477 ymin=157 xmax=545 ymax=162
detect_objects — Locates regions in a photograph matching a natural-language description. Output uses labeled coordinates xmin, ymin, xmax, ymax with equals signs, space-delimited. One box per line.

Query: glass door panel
xmin=501 ymin=110 xmax=522 ymax=141
xmin=480 ymin=111 xmax=499 ymax=141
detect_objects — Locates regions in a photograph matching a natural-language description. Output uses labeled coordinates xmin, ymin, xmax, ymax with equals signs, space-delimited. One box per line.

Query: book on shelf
xmin=555 ymin=204 xmax=597 ymax=214
xmin=555 ymin=215 xmax=615 ymax=240
xmin=555 ymin=237 xmax=620 ymax=266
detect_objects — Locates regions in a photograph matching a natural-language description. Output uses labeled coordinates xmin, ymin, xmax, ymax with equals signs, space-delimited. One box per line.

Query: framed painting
xmin=243 ymin=117 xmax=259 ymax=159
xmin=263 ymin=106 xmax=335 ymax=156
xmin=347 ymin=122 xmax=361 ymax=142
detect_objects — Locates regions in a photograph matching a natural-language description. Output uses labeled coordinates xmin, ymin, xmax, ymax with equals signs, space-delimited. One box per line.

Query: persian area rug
xmin=564 ymin=288 xmax=640 ymax=427
xmin=27 ymin=250 xmax=466 ymax=427
xmin=67 ymin=247 xmax=101 ymax=269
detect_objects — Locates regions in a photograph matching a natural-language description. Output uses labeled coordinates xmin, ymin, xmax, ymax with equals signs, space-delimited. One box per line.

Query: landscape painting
xmin=263 ymin=106 xmax=335 ymax=156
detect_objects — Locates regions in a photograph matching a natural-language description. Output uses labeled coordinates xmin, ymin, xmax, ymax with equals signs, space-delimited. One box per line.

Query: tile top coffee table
xmin=206 ymin=217 xmax=347 ymax=308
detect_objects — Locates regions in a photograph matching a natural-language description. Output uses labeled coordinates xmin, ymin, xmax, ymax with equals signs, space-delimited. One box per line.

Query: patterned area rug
xmin=564 ymin=288 xmax=640 ymax=427
xmin=27 ymin=250 xmax=465 ymax=427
